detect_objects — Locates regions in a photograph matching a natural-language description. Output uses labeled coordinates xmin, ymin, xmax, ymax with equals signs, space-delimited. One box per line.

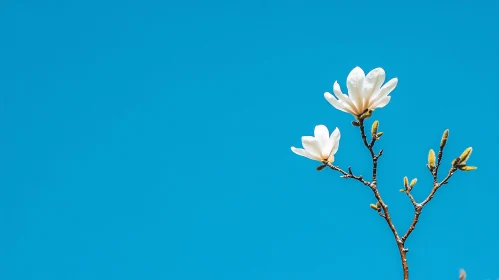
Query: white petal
xmin=346 ymin=67 xmax=365 ymax=110
xmin=315 ymin=125 xmax=333 ymax=159
xmin=302 ymin=136 xmax=321 ymax=158
xmin=324 ymin=92 xmax=347 ymax=113
xmin=333 ymin=81 xmax=358 ymax=114
xmin=371 ymin=96 xmax=391 ymax=108
xmin=314 ymin=125 xmax=328 ymax=149
xmin=314 ymin=124 xmax=329 ymax=140
xmin=363 ymin=68 xmax=385 ymax=109
xmin=291 ymin=146 xmax=321 ymax=161
xmin=329 ymin=127 xmax=340 ymax=141
xmin=329 ymin=127 xmax=341 ymax=155
xmin=377 ymin=78 xmax=398 ymax=99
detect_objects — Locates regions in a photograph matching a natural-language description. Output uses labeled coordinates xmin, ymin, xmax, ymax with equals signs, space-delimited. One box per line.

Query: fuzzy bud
xmin=459 ymin=147 xmax=473 ymax=163
xmin=376 ymin=132 xmax=384 ymax=138
xmin=459 ymin=166 xmax=477 ymax=171
xmin=428 ymin=149 xmax=436 ymax=168
xmin=370 ymin=203 xmax=379 ymax=210
xmin=440 ymin=129 xmax=449 ymax=148
xmin=371 ymin=121 xmax=379 ymax=136
xmin=410 ymin=178 xmax=417 ymax=188
xmin=403 ymin=176 xmax=409 ymax=189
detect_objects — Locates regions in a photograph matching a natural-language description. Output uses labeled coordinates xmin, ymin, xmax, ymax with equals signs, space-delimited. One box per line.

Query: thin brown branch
xmin=405 ymin=192 xmax=418 ymax=207
xmin=326 ymin=163 xmax=371 ymax=187
xmin=358 ymin=119 xmax=408 ymax=279
xmin=401 ymin=150 xmax=457 ymax=243
xmin=358 ymin=120 xmax=380 ymax=183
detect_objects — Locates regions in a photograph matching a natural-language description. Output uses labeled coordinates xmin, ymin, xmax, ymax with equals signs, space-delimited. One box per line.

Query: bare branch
xmin=405 ymin=191 xmax=418 ymax=207
xmin=326 ymin=163 xmax=371 ymax=187
xmin=401 ymin=130 xmax=456 ymax=243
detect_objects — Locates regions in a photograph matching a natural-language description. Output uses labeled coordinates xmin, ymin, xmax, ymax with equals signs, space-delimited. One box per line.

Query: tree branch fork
xmin=318 ymin=118 xmax=458 ymax=280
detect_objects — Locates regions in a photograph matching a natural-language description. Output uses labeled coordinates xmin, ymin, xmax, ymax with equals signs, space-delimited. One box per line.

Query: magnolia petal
xmin=324 ymin=92 xmax=347 ymax=113
xmin=314 ymin=125 xmax=330 ymax=154
xmin=333 ymin=82 xmax=358 ymax=114
xmin=329 ymin=127 xmax=340 ymax=141
xmin=291 ymin=147 xmax=320 ymax=161
xmin=346 ymin=67 xmax=365 ymax=110
xmin=374 ymin=78 xmax=398 ymax=101
xmin=329 ymin=127 xmax=341 ymax=155
xmin=371 ymin=96 xmax=391 ymax=109
xmin=315 ymin=125 xmax=333 ymax=159
xmin=363 ymin=68 xmax=386 ymax=109
xmin=302 ymin=136 xmax=321 ymax=158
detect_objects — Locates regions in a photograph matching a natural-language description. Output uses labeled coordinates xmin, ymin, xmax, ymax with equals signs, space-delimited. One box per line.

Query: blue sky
xmin=0 ymin=0 xmax=497 ymax=279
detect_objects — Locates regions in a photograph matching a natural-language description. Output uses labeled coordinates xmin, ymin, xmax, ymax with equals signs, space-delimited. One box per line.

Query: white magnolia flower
xmin=291 ymin=125 xmax=340 ymax=163
xmin=324 ymin=66 xmax=398 ymax=118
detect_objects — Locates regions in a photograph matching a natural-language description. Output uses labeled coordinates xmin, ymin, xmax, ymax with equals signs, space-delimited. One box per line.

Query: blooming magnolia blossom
xmin=324 ymin=67 xmax=398 ymax=118
xmin=291 ymin=125 xmax=340 ymax=163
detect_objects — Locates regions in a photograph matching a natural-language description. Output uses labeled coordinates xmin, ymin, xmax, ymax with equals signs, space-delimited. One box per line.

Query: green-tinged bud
xmin=371 ymin=121 xmax=379 ymax=136
xmin=410 ymin=178 xmax=417 ymax=188
xmin=459 ymin=165 xmax=477 ymax=171
xmin=428 ymin=149 xmax=436 ymax=168
xmin=352 ymin=120 xmax=360 ymax=127
xmin=399 ymin=189 xmax=406 ymax=193
xmin=376 ymin=132 xmax=384 ymax=138
xmin=316 ymin=164 xmax=327 ymax=171
xmin=440 ymin=129 xmax=449 ymax=148
xmin=459 ymin=147 xmax=473 ymax=163
xmin=370 ymin=203 xmax=379 ymax=210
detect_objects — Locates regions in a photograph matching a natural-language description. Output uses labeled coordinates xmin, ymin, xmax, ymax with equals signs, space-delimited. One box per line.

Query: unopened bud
xmin=428 ymin=149 xmax=436 ymax=168
xmin=403 ymin=176 xmax=409 ymax=189
xmin=452 ymin=157 xmax=461 ymax=167
xmin=371 ymin=121 xmax=379 ymax=136
xmin=352 ymin=120 xmax=360 ymax=127
xmin=459 ymin=269 xmax=466 ymax=280
xmin=459 ymin=165 xmax=477 ymax=171
xmin=369 ymin=203 xmax=379 ymax=210
xmin=399 ymin=189 xmax=406 ymax=193
xmin=410 ymin=178 xmax=417 ymax=188
xmin=459 ymin=147 xmax=473 ymax=163
xmin=376 ymin=132 xmax=384 ymax=138
xmin=440 ymin=129 xmax=449 ymax=148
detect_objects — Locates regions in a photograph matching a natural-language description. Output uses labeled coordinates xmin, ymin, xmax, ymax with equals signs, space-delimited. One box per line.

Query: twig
xmin=326 ymin=163 xmax=371 ymax=187
xmin=406 ymin=192 xmax=418 ymax=207
xmin=401 ymin=135 xmax=456 ymax=243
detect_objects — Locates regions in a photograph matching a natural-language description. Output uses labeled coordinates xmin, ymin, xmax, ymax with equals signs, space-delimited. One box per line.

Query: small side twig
xmin=326 ymin=163 xmax=371 ymax=187
xmin=401 ymin=130 xmax=456 ymax=242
